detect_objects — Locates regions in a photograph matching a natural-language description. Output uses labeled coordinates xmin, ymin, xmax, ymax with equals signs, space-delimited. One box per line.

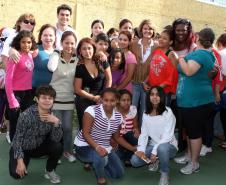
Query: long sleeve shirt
xmin=12 ymin=105 xmax=63 ymax=159
xmin=137 ymin=107 xmax=178 ymax=155
xmin=5 ymin=52 xmax=33 ymax=108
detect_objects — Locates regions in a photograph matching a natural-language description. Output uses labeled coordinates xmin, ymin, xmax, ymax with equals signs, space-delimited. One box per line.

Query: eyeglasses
xmin=23 ymin=20 xmax=35 ymax=26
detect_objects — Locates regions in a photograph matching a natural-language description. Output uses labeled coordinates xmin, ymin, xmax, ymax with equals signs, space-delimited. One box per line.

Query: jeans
xmin=117 ymin=131 xmax=138 ymax=162
xmin=53 ymin=110 xmax=73 ymax=152
xmin=132 ymin=82 xmax=146 ymax=127
xmin=75 ymin=145 xmax=124 ymax=179
xmin=130 ymin=143 xmax=177 ymax=173
xmin=0 ymin=89 xmax=7 ymax=124
xmin=9 ymin=139 xmax=63 ymax=179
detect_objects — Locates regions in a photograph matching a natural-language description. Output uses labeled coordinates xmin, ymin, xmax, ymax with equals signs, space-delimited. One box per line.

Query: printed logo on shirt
xmin=150 ymin=54 xmax=167 ymax=76
xmin=25 ymin=59 xmax=34 ymax=71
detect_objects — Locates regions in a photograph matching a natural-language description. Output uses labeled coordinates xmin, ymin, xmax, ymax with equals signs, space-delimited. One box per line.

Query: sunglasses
xmin=23 ymin=20 xmax=35 ymax=26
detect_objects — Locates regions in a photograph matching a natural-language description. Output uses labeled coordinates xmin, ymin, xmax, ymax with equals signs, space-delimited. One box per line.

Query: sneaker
xmin=200 ymin=145 xmax=212 ymax=156
xmin=64 ymin=153 xmax=76 ymax=163
xmin=148 ymin=160 xmax=159 ymax=172
xmin=57 ymin=160 xmax=61 ymax=164
xmin=159 ymin=172 xmax=169 ymax=185
xmin=6 ymin=131 xmax=11 ymax=144
xmin=44 ymin=170 xmax=61 ymax=184
xmin=180 ymin=162 xmax=200 ymax=175
xmin=174 ymin=154 xmax=190 ymax=164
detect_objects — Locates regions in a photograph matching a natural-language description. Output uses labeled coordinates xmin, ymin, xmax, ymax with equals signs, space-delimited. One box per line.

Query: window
xmin=197 ymin=0 xmax=226 ymax=7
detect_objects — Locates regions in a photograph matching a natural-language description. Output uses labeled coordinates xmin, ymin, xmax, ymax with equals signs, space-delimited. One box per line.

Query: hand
xmin=9 ymin=48 xmax=21 ymax=63
xmin=98 ymin=51 xmax=107 ymax=62
xmin=142 ymin=82 xmax=150 ymax=91
xmin=215 ymin=93 xmax=221 ymax=104
xmin=16 ymin=159 xmax=26 ymax=178
xmin=92 ymin=95 xmax=101 ymax=104
xmin=150 ymin=154 xmax=157 ymax=163
xmin=133 ymin=128 xmax=140 ymax=138
xmin=40 ymin=113 xmax=60 ymax=125
xmin=134 ymin=151 xmax=145 ymax=159
xmin=95 ymin=145 xmax=108 ymax=157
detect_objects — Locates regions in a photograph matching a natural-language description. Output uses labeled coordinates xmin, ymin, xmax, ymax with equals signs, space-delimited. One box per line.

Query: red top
xmin=147 ymin=49 xmax=178 ymax=94
xmin=212 ymin=48 xmax=224 ymax=92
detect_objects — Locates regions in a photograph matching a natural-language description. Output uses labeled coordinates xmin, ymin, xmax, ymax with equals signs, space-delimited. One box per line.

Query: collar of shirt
xmin=138 ymin=39 xmax=154 ymax=63
xmin=99 ymin=104 xmax=116 ymax=120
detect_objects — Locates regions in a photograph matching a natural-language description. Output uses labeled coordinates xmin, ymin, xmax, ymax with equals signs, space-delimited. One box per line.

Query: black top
xmin=75 ymin=61 xmax=109 ymax=95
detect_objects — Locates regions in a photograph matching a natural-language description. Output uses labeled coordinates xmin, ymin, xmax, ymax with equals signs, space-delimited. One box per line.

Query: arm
xmin=112 ymin=128 xmax=136 ymax=152
xmin=178 ymin=57 xmax=201 ymax=76
xmin=74 ymin=77 xmax=100 ymax=103
xmin=152 ymin=109 xmax=176 ymax=155
xmin=5 ymin=59 xmax=20 ymax=108
xmin=83 ymin=112 xmax=108 ymax=156
xmin=136 ymin=116 xmax=149 ymax=152
xmin=168 ymin=51 xmax=179 ymax=68
xmin=47 ymin=51 xmax=60 ymax=72
xmin=104 ymin=66 xmax=112 ymax=88
xmin=133 ymin=113 xmax=140 ymax=138
xmin=214 ymin=84 xmax=221 ymax=104
xmin=116 ymin=63 xmax=136 ymax=90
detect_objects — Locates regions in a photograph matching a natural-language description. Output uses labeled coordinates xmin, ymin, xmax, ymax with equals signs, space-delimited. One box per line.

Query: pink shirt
xmin=120 ymin=51 xmax=137 ymax=92
xmin=5 ymin=52 xmax=34 ymax=108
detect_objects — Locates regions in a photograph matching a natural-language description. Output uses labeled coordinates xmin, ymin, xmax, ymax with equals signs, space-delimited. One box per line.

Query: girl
xmin=5 ymin=30 xmax=36 ymax=141
xmin=117 ymin=89 xmax=140 ymax=166
xmin=130 ymin=19 xmax=157 ymax=126
xmin=130 ymin=86 xmax=178 ymax=185
xmin=48 ymin=31 xmax=78 ymax=163
xmin=74 ymin=38 xmax=111 ymax=130
xmin=74 ymin=88 xmax=136 ymax=185
xmin=119 ymin=19 xmax=133 ymax=34
xmin=91 ymin=19 xmax=104 ymax=41
xmin=32 ymin=24 xmax=56 ymax=94
xmin=145 ymin=28 xmax=178 ymax=106
xmin=109 ymin=48 xmax=125 ymax=87
xmin=107 ymin=27 xmax=119 ymax=38
xmin=117 ymin=31 xmax=137 ymax=92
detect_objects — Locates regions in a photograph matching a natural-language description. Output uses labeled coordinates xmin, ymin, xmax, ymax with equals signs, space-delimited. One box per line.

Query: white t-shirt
xmin=1 ymin=31 xmax=17 ymax=57
xmin=219 ymin=48 xmax=226 ymax=76
xmin=55 ymin=25 xmax=79 ymax=50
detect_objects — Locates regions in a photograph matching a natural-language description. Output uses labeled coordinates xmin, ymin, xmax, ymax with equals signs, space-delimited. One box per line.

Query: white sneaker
xmin=148 ymin=160 xmax=159 ymax=172
xmin=64 ymin=153 xmax=76 ymax=163
xmin=44 ymin=170 xmax=61 ymax=184
xmin=174 ymin=154 xmax=190 ymax=164
xmin=159 ymin=172 xmax=169 ymax=185
xmin=6 ymin=131 xmax=11 ymax=144
xmin=200 ymin=145 xmax=212 ymax=156
xmin=180 ymin=162 xmax=200 ymax=175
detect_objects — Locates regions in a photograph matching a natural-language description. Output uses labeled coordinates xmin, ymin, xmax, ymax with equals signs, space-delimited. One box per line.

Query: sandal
xmin=219 ymin=142 xmax=226 ymax=149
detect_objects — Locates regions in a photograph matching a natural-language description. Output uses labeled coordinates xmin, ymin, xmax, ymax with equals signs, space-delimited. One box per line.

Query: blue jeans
xmin=53 ymin=110 xmax=73 ymax=152
xmin=130 ymin=143 xmax=177 ymax=173
xmin=132 ymin=82 xmax=146 ymax=127
xmin=75 ymin=145 xmax=124 ymax=179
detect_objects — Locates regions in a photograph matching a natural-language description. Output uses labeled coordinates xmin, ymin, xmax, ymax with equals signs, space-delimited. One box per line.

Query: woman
xmin=74 ymin=88 xmax=136 ymax=185
xmin=176 ymin=28 xmax=215 ymax=174
xmin=117 ymin=31 xmax=137 ymax=92
xmin=74 ymin=38 xmax=111 ymax=130
xmin=32 ymin=24 xmax=56 ymax=96
xmin=130 ymin=19 xmax=156 ymax=126
xmin=130 ymin=86 xmax=178 ymax=185
xmin=90 ymin=19 xmax=104 ymax=41
xmin=48 ymin=31 xmax=78 ymax=162
xmin=119 ymin=19 xmax=133 ymax=34
xmin=1 ymin=13 xmax=36 ymax=64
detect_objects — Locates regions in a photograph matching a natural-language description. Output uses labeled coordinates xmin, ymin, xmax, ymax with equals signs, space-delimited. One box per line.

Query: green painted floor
xmin=0 ymin=134 xmax=226 ymax=185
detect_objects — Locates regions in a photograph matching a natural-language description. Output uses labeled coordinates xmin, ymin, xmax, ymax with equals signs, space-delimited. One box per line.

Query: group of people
xmin=0 ymin=3 xmax=226 ymax=185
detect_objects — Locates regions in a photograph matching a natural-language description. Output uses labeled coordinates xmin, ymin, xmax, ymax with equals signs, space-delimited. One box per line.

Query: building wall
xmin=0 ymin=0 xmax=225 ymax=38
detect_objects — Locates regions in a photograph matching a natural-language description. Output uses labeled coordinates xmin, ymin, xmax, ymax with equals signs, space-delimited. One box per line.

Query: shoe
xmin=44 ymin=170 xmax=61 ymax=184
xmin=219 ymin=142 xmax=226 ymax=149
xmin=6 ymin=131 xmax=11 ymax=144
xmin=200 ymin=145 xmax=212 ymax=156
xmin=57 ymin=160 xmax=61 ymax=164
xmin=174 ymin=154 xmax=190 ymax=164
xmin=148 ymin=160 xmax=159 ymax=172
xmin=180 ymin=162 xmax=200 ymax=175
xmin=64 ymin=153 xmax=76 ymax=163
xmin=84 ymin=163 xmax=92 ymax=171
xmin=159 ymin=172 xmax=169 ymax=185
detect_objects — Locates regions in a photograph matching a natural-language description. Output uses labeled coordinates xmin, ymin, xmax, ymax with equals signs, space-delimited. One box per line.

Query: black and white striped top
xmin=74 ymin=104 xmax=123 ymax=152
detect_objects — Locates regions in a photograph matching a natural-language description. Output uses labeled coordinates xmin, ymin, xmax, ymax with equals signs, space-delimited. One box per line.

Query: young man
xmin=56 ymin=4 xmax=78 ymax=50
xmin=9 ymin=85 xmax=63 ymax=184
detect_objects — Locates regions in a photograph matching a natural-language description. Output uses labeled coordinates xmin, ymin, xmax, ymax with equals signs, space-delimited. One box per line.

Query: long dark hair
xmin=145 ymin=86 xmax=167 ymax=115
xmin=109 ymin=48 xmax=125 ymax=73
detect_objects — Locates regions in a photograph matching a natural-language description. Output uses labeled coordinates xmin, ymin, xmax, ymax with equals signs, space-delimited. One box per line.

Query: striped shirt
xmin=74 ymin=104 xmax=123 ymax=153
xmin=120 ymin=105 xmax=137 ymax=135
